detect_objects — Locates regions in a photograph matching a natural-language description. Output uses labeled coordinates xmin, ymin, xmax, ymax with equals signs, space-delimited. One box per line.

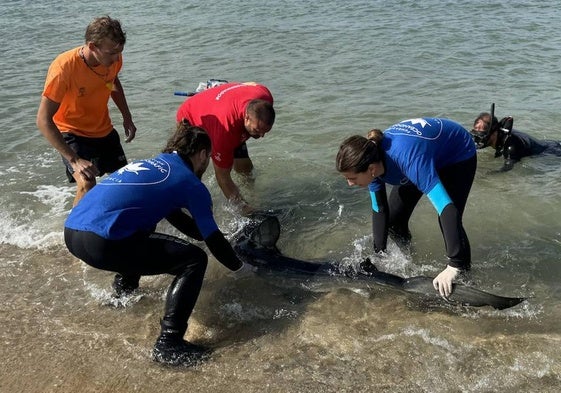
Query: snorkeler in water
xmin=470 ymin=104 xmax=561 ymax=172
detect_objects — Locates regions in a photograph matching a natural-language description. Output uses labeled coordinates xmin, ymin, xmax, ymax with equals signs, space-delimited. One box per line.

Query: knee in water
xmin=112 ymin=273 xmax=140 ymax=297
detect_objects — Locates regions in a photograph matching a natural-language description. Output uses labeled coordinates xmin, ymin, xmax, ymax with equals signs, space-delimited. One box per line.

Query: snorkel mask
xmin=470 ymin=103 xmax=496 ymax=149
xmin=470 ymin=103 xmax=515 ymax=156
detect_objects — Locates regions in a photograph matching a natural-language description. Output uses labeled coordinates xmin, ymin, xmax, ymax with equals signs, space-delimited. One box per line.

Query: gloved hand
xmin=231 ymin=262 xmax=255 ymax=279
xmin=359 ymin=258 xmax=379 ymax=275
xmin=432 ymin=265 xmax=460 ymax=298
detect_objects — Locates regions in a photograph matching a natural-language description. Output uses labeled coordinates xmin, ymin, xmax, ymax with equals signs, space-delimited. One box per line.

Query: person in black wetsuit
xmin=470 ymin=112 xmax=561 ymax=171
xmin=64 ymin=122 xmax=246 ymax=366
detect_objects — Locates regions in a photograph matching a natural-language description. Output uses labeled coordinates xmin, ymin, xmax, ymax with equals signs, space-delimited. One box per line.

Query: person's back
xmin=504 ymin=130 xmax=560 ymax=158
xmin=377 ymin=118 xmax=475 ymax=193
xmin=65 ymin=152 xmax=215 ymax=240
xmin=175 ymin=82 xmax=275 ymax=213
xmin=176 ymin=82 xmax=273 ymax=143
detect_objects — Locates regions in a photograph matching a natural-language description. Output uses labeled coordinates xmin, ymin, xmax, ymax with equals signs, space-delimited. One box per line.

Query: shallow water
xmin=1 ymin=0 xmax=561 ymax=391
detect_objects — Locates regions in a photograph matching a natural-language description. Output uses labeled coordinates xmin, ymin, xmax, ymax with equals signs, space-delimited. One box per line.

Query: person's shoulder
xmin=244 ymin=82 xmax=273 ymax=100
xmin=49 ymin=47 xmax=81 ymax=72
xmin=510 ymin=129 xmax=541 ymax=147
xmin=162 ymin=154 xmax=207 ymax=187
xmin=242 ymin=81 xmax=270 ymax=91
xmin=46 ymin=47 xmax=81 ymax=82
xmin=160 ymin=152 xmax=187 ymax=167
xmin=52 ymin=47 xmax=80 ymax=63
xmin=511 ymin=129 xmax=533 ymax=139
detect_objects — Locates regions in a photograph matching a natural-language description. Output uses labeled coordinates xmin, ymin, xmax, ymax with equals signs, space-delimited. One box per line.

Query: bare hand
xmin=241 ymin=203 xmax=256 ymax=216
xmin=72 ymin=157 xmax=99 ymax=181
xmin=123 ymin=119 xmax=137 ymax=143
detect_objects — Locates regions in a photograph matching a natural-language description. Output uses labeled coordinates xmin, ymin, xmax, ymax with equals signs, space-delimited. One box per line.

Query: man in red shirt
xmin=176 ymin=82 xmax=275 ymax=214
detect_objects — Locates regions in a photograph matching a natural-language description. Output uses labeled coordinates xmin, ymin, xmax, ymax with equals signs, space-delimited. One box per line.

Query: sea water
xmin=1 ymin=0 xmax=560 ymax=392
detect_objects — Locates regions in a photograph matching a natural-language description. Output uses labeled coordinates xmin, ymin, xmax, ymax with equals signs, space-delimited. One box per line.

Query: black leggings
xmin=64 ymin=228 xmax=207 ymax=332
xmin=388 ymin=155 xmax=477 ymax=233
xmin=387 ymin=156 xmax=477 ymax=269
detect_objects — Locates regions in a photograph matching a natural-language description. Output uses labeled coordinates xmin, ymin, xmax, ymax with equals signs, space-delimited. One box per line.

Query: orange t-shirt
xmin=42 ymin=47 xmax=122 ymax=138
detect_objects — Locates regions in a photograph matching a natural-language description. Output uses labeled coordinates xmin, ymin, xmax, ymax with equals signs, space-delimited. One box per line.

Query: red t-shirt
xmin=176 ymin=82 xmax=273 ymax=169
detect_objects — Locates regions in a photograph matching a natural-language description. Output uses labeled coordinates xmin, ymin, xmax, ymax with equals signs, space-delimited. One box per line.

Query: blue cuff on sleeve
xmin=427 ymin=182 xmax=452 ymax=215
xmin=369 ymin=189 xmax=380 ymax=212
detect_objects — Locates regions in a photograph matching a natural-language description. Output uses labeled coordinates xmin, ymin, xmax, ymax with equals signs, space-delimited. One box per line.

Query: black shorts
xmin=233 ymin=142 xmax=249 ymax=159
xmin=61 ymin=129 xmax=127 ymax=182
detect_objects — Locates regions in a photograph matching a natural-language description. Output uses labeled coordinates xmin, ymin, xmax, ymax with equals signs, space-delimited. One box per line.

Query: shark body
xmin=233 ymin=215 xmax=525 ymax=310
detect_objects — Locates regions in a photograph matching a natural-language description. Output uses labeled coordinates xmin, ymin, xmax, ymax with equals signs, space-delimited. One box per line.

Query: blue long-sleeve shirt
xmin=65 ymin=152 xmax=218 ymax=240
xmin=369 ymin=118 xmax=475 ymax=215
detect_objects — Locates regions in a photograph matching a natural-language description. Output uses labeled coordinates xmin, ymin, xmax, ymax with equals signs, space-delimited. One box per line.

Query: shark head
xmin=237 ymin=214 xmax=281 ymax=249
xmin=247 ymin=214 xmax=281 ymax=248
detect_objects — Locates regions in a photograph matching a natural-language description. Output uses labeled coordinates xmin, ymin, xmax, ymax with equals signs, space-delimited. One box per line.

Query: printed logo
xmin=117 ymin=162 xmax=150 ymax=175
xmin=406 ymin=118 xmax=429 ymax=128
xmin=104 ymin=158 xmax=170 ymax=185
xmin=215 ymin=84 xmax=245 ymax=101
xmin=386 ymin=118 xmax=442 ymax=140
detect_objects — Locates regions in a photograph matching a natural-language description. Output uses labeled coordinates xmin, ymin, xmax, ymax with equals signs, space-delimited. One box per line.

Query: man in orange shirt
xmin=37 ymin=16 xmax=137 ymax=206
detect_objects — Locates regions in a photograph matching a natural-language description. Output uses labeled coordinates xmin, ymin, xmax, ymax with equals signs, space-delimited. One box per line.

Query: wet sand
xmin=2 ymin=245 xmax=560 ymax=393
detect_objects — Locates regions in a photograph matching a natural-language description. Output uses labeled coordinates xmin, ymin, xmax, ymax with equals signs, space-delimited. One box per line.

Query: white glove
xmin=432 ymin=265 xmax=460 ymax=298
xmin=231 ymin=262 xmax=255 ymax=279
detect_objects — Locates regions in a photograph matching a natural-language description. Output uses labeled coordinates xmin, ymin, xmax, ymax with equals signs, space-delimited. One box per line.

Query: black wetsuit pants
xmin=64 ymin=229 xmax=207 ymax=335
xmin=387 ymin=155 xmax=477 ymax=268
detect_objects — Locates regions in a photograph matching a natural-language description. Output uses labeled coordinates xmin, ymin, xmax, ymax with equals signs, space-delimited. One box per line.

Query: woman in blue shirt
xmin=336 ymin=118 xmax=477 ymax=298
xmin=64 ymin=122 xmax=245 ymax=366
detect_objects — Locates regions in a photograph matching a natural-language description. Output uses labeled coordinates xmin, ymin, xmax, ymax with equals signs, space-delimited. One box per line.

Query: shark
xmin=232 ymin=214 xmax=526 ymax=310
